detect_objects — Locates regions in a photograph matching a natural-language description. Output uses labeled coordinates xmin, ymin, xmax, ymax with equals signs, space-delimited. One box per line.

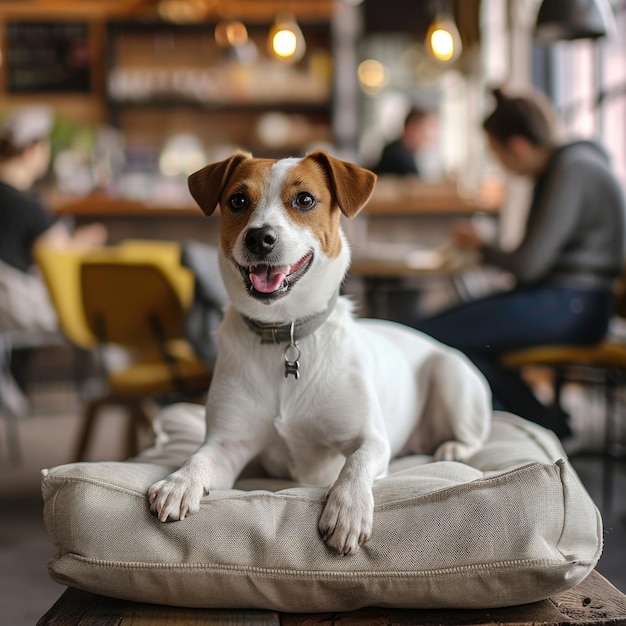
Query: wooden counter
xmin=51 ymin=193 xmax=205 ymax=219
xmin=49 ymin=193 xmax=219 ymax=246
xmin=48 ymin=179 xmax=500 ymax=252
xmin=50 ymin=179 xmax=500 ymax=219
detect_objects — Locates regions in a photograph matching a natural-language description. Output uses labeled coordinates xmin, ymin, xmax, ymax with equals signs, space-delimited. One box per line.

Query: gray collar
xmin=241 ymin=290 xmax=339 ymax=345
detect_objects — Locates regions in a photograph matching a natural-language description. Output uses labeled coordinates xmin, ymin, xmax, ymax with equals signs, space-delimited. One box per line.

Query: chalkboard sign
xmin=6 ymin=21 xmax=91 ymax=93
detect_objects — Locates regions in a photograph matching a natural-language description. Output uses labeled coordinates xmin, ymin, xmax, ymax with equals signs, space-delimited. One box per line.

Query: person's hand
xmin=452 ymin=221 xmax=484 ymax=251
xmin=72 ymin=223 xmax=108 ymax=247
xmin=35 ymin=221 xmax=108 ymax=253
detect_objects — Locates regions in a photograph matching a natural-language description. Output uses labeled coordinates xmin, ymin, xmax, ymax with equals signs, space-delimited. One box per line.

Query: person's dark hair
xmin=0 ymin=137 xmax=35 ymax=160
xmin=404 ymin=106 xmax=431 ymax=129
xmin=482 ymin=87 xmax=559 ymax=147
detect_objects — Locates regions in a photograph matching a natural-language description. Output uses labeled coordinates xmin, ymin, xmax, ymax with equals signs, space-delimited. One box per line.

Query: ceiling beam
xmin=0 ymin=0 xmax=336 ymax=22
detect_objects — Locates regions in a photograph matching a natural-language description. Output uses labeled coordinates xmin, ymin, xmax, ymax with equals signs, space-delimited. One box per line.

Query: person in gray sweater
xmin=415 ymin=87 xmax=626 ymax=439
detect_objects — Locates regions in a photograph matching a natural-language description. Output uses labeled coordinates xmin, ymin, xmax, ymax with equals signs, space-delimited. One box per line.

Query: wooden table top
xmin=349 ymin=246 xmax=475 ymax=279
xmin=37 ymin=570 xmax=626 ymax=626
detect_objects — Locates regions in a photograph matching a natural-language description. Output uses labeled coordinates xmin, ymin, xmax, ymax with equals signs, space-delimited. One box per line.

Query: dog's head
xmin=188 ymin=150 xmax=376 ymax=321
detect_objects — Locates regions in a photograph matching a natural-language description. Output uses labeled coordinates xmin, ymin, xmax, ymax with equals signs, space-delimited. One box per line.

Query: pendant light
xmin=425 ymin=9 xmax=463 ymax=63
xmin=268 ymin=14 xmax=306 ymax=63
xmin=535 ymin=0 xmax=616 ymax=42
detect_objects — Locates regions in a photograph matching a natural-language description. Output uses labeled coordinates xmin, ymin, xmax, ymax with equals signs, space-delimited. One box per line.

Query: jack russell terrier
xmin=149 ymin=150 xmax=491 ymax=556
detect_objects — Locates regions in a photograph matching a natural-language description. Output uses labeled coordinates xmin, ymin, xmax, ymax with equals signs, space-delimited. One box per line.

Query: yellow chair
xmin=34 ymin=244 xmax=95 ymax=351
xmin=501 ymin=275 xmax=626 ymax=512
xmin=36 ymin=242 xmax=212 ymax=461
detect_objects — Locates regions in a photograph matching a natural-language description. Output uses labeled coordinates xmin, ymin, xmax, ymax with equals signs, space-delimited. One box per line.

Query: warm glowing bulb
xmin=272 ymin=29 xmax=298 ymax=58
xmin=430 ymin=28 xmax=454 ymax=61
xmin=268 ymin=15 xmax=305 ymax=63
xmin=215 ymin=20 xmax=248 ymax=48
xmin=357 ymin=59 xmax=387 ymax=94
xmin=425 ymin=15 xmax=462 ymax=63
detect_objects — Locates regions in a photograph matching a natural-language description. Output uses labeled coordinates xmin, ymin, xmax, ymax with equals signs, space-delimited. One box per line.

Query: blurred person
xmin=0 ymin=105 xmax=107 ymax=407
xmin=413 ymin=87 xmax=626 ymax=439
xmin=373 ymin=105 xmax=438 ymax=176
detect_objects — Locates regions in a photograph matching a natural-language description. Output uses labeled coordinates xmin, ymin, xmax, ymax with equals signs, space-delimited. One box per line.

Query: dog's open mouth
xmin=240 ymin=251 xmax=313 ymax=300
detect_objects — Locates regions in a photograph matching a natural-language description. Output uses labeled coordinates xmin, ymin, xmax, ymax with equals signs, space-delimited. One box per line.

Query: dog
xmin=149 ymin=150 xmax=491 ymax=556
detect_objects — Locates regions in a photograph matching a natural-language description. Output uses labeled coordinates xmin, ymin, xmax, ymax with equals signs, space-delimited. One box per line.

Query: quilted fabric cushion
xmin=41 ymin=403 xmax=602 ymax=612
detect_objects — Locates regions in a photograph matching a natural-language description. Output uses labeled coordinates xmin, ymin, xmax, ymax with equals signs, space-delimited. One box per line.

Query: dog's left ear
xmin=188 ymin=151 xmax=252 ymax=216
xmin=305 ymin=150 xmax=377 ymax=218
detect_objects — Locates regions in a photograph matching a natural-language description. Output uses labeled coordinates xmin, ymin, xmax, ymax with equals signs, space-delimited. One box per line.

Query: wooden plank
xmin=37 ymin=587 xmax=131 ymax=625
xmin=281 ymin=603 xmax=563 ymax=626
xmin=548 ymin=570 xmax=626 ymax=624
xmin=37 ymin=588 xmax=281 ymax=625
xmin=282 ymin=608 xmax=391 ymax=625
xmin=121 ymin=606 xmax=280 ymax=625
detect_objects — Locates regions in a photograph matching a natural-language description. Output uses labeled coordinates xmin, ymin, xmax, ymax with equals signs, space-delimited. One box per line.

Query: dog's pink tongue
xmin=249 ymin=264 xmax=288 ymax=293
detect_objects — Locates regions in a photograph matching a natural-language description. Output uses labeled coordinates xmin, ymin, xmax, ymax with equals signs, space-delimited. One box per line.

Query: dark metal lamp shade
xmin=535 ymin=0 xmax=616 ymax=42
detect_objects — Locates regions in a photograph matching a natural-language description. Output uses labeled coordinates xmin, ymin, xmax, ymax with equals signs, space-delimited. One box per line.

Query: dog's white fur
xmin=149 ymin=151 xmax=491 ymax=556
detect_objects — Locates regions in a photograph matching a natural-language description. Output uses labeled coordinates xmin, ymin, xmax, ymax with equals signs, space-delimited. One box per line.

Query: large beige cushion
xmin=42 ymin=404 xmax=602 ymax=612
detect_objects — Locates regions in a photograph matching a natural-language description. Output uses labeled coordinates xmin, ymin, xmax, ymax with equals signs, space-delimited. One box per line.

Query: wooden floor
xmin=37 ymin=570 xmax=626 ymax=626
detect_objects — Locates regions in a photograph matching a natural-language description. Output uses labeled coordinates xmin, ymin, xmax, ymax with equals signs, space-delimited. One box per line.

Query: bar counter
xmin=49 ymin=178 xmax=501 ymax=219
xmin=47 ymin=178 xmax=501 ymax=256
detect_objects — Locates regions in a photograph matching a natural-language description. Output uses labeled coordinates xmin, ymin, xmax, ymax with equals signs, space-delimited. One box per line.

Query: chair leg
xmin=553 ymin=370 xmax=565 ymax=411
xmin=602 ymin=374 xmax=617 ymax=515
xmin=77 ymin=395 xmax=160 ymax=462
xmin=124 ymin=399 xmax=157 ymax=460
xmin=0 ymin=334 xmax=23 ymax=465
xmin=124 ymin=402 xmax=141 ymax=460
xmin=74 ymin=397 xmax=107 ymax=462
xmin=1 ymin=408 xmax=22 ymax=466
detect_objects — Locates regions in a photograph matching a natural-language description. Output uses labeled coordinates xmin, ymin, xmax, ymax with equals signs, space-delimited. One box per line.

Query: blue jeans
xmin=413 ymin=284 xmax=614 ymax=435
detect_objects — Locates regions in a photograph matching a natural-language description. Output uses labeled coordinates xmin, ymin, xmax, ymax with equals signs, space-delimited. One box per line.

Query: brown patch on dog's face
xmin=217 ymin=158 xmax=275 ymax=259
xmin=279 ymin=158 xmax=343 ymax=258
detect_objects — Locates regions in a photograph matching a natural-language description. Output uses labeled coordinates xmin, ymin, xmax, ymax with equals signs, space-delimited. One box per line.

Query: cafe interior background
xmin=1 ymin=0 xmax=626 ymax=622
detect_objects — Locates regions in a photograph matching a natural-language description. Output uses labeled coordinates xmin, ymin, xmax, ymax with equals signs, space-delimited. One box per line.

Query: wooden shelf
xmin=107 ymin=99 xmax=331 ymax=114
xmin=105 ymin=19 xmax=334 ymax=158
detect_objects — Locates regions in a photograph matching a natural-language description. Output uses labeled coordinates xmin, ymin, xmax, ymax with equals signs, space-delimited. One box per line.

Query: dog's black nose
xmin=245 ymin=226 xmax=277 ymax=257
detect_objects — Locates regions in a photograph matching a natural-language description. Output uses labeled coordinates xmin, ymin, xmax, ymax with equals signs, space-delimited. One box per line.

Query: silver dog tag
xmin=284 ymin=322 xmax=301 ymax=380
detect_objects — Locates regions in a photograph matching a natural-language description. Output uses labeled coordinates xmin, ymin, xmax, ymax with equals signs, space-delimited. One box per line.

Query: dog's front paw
xmin=148 ymin=471 xmax=205 ymax=522
xmin=434 ymin=440 xmax=480 ymax=462
xmin=318 ymin=483 xmax=374 ymax=556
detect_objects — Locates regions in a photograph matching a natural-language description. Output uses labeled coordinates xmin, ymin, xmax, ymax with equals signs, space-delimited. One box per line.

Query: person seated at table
xmin=373 ymin=105 xmax=438 ymax=177
xmin=412 ymin=86 xmax=626 ymax=440
xmin=0 ymin=105 xmax=107 ymax=409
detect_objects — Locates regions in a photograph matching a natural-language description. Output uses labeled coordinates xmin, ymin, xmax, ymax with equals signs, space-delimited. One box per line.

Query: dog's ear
xmin=305 ymin=150 xmax=377 ymax=218
xmin=188 ymin=151 xmax=252 ymax=216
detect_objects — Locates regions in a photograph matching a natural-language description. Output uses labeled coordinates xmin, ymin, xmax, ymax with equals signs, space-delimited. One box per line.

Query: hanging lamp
xmin=425 ymin=10 xmax=463 ymax=63
xmin=268 ymin=14 xmax=306 ymax=63
xmin=535 ymin=0 xmax=616 ymax=42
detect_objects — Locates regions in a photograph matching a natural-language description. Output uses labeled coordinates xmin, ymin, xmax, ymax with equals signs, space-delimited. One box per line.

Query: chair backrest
xmin=34 ymin=245 xmax=96 ymax=350
xmin=80 ymin=261 xmax=188 ymax=350
xmin=117 ymin=239 xmax=194 ymax=309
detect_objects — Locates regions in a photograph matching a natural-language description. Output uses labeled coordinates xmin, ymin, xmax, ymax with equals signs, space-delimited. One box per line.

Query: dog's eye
xmin=293 ymin=192 xmax=316 ymax=212
xmin=228 ymin=193 xmax=249 ymax=212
